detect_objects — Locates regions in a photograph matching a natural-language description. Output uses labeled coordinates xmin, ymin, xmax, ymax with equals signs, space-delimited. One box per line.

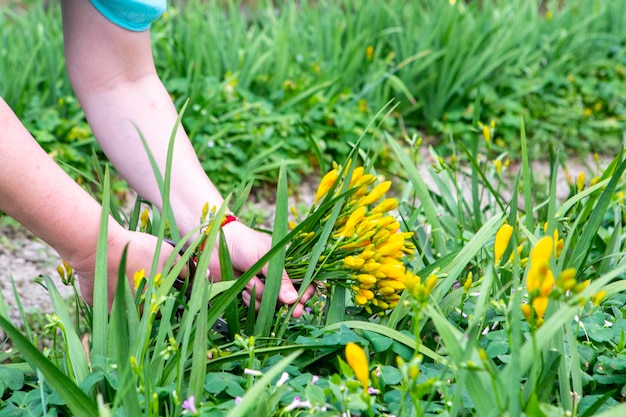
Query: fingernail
xmin=285 ymin=289 xmax=298 ymax=302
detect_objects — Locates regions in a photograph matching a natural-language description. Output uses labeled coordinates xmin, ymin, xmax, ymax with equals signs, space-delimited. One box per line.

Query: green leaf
xmin=204 ymin=373 xmax=245 ymax=397
xmin=379 ymin=365 xmax=403 ymax=385
xmin=0 ymin=315 xmax=98 ymax=416
xmin=110 ymin=246 xmax=141 ymax=416
xmin=255 ymin=162 xmax=288 ymax=336
xmin=305 ymin=384 xmax=326 ymax=406
xmin=0 ymin=365 xmax=24 ymax=396
xmin=43 ymin=275 xmax=90 ymax=385
xmin=362 ymin=330 xmax=393 ymax=353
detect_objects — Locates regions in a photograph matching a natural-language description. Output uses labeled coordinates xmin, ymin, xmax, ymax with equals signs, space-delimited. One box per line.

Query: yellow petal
xmin=315 ymin=169 xmax=339 ymax=204
xmin=345 ymin=342 xmax=369 ymax=390
xmin=494 ymin=224 xmax=513 ymax=264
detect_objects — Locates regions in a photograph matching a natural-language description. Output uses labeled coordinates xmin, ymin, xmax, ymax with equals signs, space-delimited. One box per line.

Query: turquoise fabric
xmin=89 ymin=0 xmax=166 ymax=32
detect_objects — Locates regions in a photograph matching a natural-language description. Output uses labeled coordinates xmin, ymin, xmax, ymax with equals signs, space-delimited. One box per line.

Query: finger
xmin=290 ymin=302 xmax=305 ymax=318
xmin=299 ymin=284 xmax=316 ymax=304
xmin=245 ymin=276 xmax=265 ymax=303
xmin=277 ymin=272 xmax=299 ymax=305
xmin=242 ymin=290 xmax=261 ymax=312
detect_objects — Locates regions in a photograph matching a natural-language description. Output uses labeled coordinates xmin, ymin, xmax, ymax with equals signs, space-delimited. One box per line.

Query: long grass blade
xmin=255 ymin=163 xmax=288 ymax=336
xmin=0 ymin=315 xmax=98 ymax=416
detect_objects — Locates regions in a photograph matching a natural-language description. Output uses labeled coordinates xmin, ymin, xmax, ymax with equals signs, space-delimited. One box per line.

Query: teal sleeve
xmin=89 ymin=0 xmax=166 ymax=32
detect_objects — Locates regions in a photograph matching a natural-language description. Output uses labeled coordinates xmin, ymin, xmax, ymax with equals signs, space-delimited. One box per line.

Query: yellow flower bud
xmin=134 ymin=269 xmax=146 ymax=290
xmin=201 ymin=202 xmax=209 ymax=220
xmin=494 ymin=223 xmax=514 ymax=264
xmin=483 ymin=124 xmax=491 ymax=143
xmin=556 ymin=268 xmax=577 ymax=291
xmin=345 ymin=342 xmax=370 ymax=391
xmin=425 ymin=274 xmax=438 ymax=293
xmin=361 ymin=261 xmax=381 ymax=273
xmin=532 ymin=296 xmax=549 ymax=320
xmin=592 ymin=290 xmax=607 ymax=306
xmin=376 ymin=262 xmax=405 ymax=279
xmin=377 ymin=279 xmax=406 ymax=291
xmin=494 ymin=159 xmax=503 ymax=174
xmin=355 ymin=174 xmax=377 ymax=187
xmin=371 ymin=198 xmax=399 ymax=214
xmin=358 ymin=181 xmax=392 ymax=206
xmin=341 ymin=206 xmax=367 ymax=238
xmin=349 ymin=166 xmax=365 ymax=188
xmin=315 ymin=169 xmax=339 ymax=204
xmin=358 ymin=289 xmax=375 ymax=300
xmin=357 ymin=274 xmax=377 ymax=285
xmin=572 ymin=280 xmax=590 ymax=294
xmin=56 ymin=265 xmax=66 ymax=281
xmin=140 ymin=208 xmax=150 ymax=230
xmin=344 ymin=256 xmax=365 ymax=269
xmin=355 ymin=294 xmax=368 ymax=305
xmin=576 ymin=172 xmax=585 ymax=192
xmin=376 ymin=233 xmax=405 ymax=256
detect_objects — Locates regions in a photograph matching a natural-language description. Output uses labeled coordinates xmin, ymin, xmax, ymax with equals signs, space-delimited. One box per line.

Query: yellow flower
xmin=357 ymin=274 xmax=377 ymax=285
xmin=376 ymin=262 xmax=405 ymax=279
xmin=532 ymin=296 xmax=549 ymax=321
xmin=576 ymin=172 xmax=585 ymax=192
xmin=482 ymin=124 xmax=491 ymax=143
xmin=315 ymin=169 xmax=339 ymax=204
xmin=153 ymin=273 xmax=163 ymax=287
xmin=494 ymin=159 xmax=503 ymax=174
xmin=134 ymin=269 xmax=146 ymax=290
xmin=371 ymin=198 xmax=399 ymax=214
xmin=140 ymin=208 xmax=150 ymax=230
xmin=358 ymin=181 xmax=392 ymax=206
xmin=494 ymin=224 xmax=514 ymax=264
xmin=365 ymin=46 xmax=374 ymax=61
xmin=341 ymin=206 xmax=367 ymax=238
xmin=556 ymin=268 xmax=577 ymax=292
xmin=349 ymin=166 xmax=365 ymax=188
xmin=376 ymin=233 xmax=405 ymax=256
xmin=592 ymin=290 xmax=607 ymax=306
xmin=344 ymin=256 xmax=365 ymax=269
xmin=526 ymin=236 xmax=553 ymax=295
xmin=345 ymin=342 xmax=369 ymax=390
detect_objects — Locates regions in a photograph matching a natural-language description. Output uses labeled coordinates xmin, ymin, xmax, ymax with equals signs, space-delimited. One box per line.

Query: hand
xmin=209 ymin=221 xmax=315 ymax=318
xmin=68 ymin=227 xmax=179 ymax=307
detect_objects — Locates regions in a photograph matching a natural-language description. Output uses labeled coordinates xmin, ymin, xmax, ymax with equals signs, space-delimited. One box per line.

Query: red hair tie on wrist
xmin=221 ymin=214 xmax=238 ymax=227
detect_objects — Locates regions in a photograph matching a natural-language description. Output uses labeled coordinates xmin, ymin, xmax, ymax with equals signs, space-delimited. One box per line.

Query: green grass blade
xmin=436 ymin=213 xmax=503 ymax=305
xmin=218 ymin=233 xmax=241 ymax=339
xmin=189 ymin=283 xmax=209 ymax=402
xmin=110 ymin=246 xmax=141 ymax=416
xmin=520 ymin=118 xmax=534 ymax=232
xmin=91 ymin=166 xmax=112 ymax=360
xmin=42 ymin=276 xmax=90 ymax=386
xmin=0 ymin=315 xmax=98 ymax=416
xmin=568 ymin=159 xmax=626 ymax=272
xmin=255 ymin=163 xmax=288 ymax=336
xmin=385 ymin=132 xmax=447 ymax=253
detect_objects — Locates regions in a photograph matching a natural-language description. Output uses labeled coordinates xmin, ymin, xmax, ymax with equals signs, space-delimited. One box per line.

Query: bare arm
xmin=60 ymin=0 xmax=313 ymax=316
xmin=0 ymin=98 xmax=175 ymax=305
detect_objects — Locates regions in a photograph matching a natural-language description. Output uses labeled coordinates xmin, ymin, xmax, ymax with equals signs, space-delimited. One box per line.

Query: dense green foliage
xmin=1 ymin=1 xmax=626 ymax=416
xmin=1 ymin=0 xmax=625 ymax=190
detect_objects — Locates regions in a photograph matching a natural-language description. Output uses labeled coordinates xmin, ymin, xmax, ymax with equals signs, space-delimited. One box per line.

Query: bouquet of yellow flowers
xmin=285 ymin=162 xmax=416 ymax=314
